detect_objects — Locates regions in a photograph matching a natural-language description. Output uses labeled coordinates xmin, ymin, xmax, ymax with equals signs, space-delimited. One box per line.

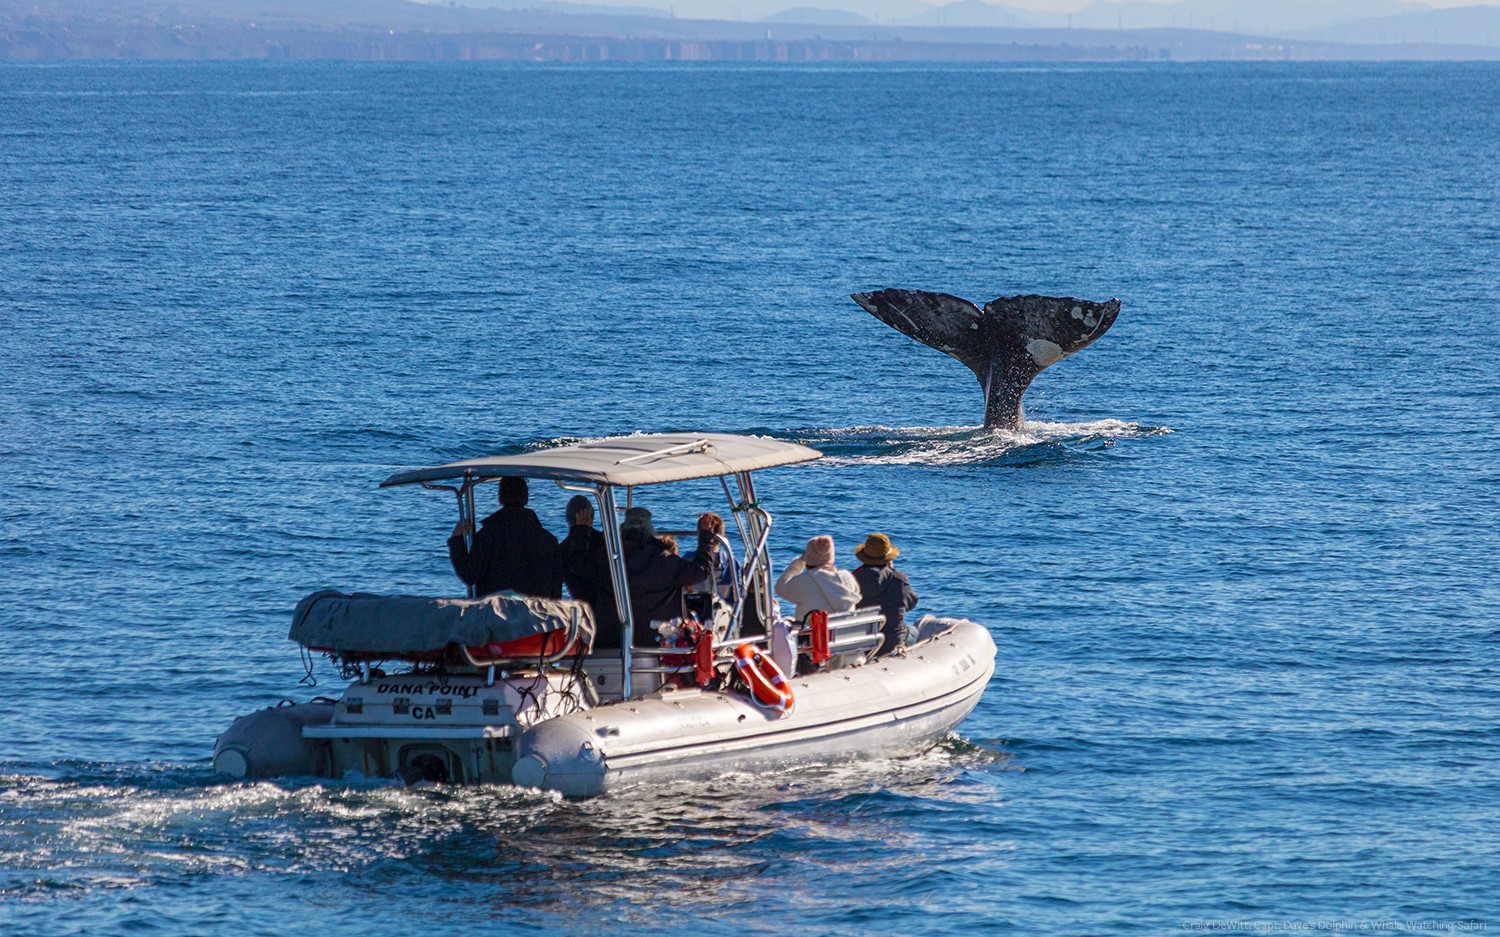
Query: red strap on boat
xmin=809 ymin=610 xmax=830 ymax=664
xmin=694 ymin=628 xmax=715 ymax=687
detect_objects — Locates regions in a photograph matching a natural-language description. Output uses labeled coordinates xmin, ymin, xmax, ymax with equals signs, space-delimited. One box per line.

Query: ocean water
xmin=2 ymin=60 xmax=1498 ymax=935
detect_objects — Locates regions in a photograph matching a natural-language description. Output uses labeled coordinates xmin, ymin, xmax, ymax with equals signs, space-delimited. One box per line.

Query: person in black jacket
xmin=447 ymin=477 xmax=561 ymax=599
xmin=620 ymin=507 xmax=714 ymax=647
xmin=557 ymin=494 xmax=622 ymax=649
xmin=851 ymin=533 xmax=919 ymax=656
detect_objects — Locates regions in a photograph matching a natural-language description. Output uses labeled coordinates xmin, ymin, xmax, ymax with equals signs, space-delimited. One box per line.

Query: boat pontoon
xmin=214 ymin=433 xmax=996 ymax=796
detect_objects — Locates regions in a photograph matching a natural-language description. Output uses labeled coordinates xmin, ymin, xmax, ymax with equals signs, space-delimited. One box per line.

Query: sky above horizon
xmin=445 ymin=0 xmax=1500 ymax=10
xmin=415 ymin=0 xmax=1500 ymax=9
xmin=663 ymin=0 xmax=1500 ymax=26
xmin=992 ymin=0 xmax=1493 ymax=9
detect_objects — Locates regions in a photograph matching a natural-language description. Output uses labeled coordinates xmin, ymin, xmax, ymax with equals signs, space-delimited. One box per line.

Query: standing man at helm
xmin=448 ymin=477 xmax=562 ymax=598
xmin=620 ymin=506 xmax=715 ymax=647
xmin=558 ymin=494 xmax=621 ymax=649
xmin=851 ymin=533 xmax=918 ymax=656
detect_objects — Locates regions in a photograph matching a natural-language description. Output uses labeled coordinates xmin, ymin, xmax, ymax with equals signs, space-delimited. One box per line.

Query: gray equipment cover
xmin=289 ymin=589 xmax=595 ymax=653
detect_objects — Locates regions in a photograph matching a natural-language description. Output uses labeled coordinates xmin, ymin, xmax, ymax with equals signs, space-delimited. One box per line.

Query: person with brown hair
xmin=683 ymin=511 xmax=737 ymax=599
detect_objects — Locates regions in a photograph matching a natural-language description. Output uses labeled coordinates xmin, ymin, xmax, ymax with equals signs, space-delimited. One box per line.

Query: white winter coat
xmin=774 ymin=558 xmax=862 ymax=621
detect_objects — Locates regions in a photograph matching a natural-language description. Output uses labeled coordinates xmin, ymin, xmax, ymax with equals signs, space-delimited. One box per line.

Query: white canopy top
xmin=380 ymin=432 xmax=822 ymax=489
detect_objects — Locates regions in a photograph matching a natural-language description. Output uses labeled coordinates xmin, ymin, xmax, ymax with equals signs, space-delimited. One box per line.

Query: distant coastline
xmin=4 ymin=0 xmax=1499 ymax=61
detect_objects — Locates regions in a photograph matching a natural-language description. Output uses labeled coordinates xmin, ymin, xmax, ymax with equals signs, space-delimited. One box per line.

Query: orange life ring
xmin=733 ymin=643 xmax=794 ymax=714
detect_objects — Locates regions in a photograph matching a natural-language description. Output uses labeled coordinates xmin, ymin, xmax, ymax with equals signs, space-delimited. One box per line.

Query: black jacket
xmin=447 ymin=507 xmax=561 ymax=599
xmin=558 ymin=524 xmax=622 ymax=650
xmin=852 ymin=563 xmax=919 ymax=656
xmin=624 ymin=536 xmax=714 ymax=646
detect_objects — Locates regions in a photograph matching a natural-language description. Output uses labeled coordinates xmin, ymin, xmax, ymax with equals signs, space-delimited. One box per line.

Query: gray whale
xmin=851 ymin=289 xmax=1121 ymax=429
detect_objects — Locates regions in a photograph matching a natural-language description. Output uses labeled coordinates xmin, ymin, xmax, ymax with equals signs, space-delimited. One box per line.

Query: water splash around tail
xmin=773 ymin=419 xmax=1172 ymax=467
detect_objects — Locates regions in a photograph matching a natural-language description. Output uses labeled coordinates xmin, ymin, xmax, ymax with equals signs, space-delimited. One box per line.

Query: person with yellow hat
xmin=851 ymin=533 xmax=919 ymax=656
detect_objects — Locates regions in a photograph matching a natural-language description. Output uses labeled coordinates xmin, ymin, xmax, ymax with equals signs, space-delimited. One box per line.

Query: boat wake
xmin=775 ymin=419 xmax=1173 ymax=467
xmin=0 ymin=737 xmax=1007 ymax=901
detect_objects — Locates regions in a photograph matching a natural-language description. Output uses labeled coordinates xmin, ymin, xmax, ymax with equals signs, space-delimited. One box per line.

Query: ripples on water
xmin=4 ymin=742 xmax=1020 ymax=933
xmin=2 ymin=61 xmax=1499 ymax=934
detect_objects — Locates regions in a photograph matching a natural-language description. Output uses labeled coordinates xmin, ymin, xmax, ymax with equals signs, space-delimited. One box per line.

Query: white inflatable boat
xmin=214 ymin=433 xmax=996 ymax=796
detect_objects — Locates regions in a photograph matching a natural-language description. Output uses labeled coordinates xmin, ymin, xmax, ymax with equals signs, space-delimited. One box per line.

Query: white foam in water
xmin=803 ymin=419 xmax=1172 ymax=466
xmin=0 ymin=772 xmax=563 ymax=889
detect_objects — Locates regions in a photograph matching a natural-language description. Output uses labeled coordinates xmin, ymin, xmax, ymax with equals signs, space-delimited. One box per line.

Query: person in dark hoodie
xmin=557 ymin=494 xmax=622 ymax=649
xmin=447 ymin=477 xmax=561 ymax=599
xmin=851 ymin=533 xmax=918 ymax=656
xmin=620 ymin=506 xmax=714 ymax=647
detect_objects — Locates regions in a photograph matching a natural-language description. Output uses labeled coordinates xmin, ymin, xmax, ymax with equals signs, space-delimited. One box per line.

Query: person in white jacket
xmin=775 ymin=535 xmax=861 ymax=621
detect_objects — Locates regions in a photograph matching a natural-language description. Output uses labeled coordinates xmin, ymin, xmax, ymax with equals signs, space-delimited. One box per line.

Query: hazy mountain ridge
xmin=1035 ymin=0 xmax=1423 ymax=31
xmin=1288 ymin=3 xmax=1500 ymax=43
xmin=0 ymin=0 xmax=671 ymax=29
xmin=774 ymin=0 xmax=1500 ymax=42
xmin=886 ymin=0 xmax=1499 ymax=37
xmin=894 ymin=0 xmax=1033 ymax=26
xmin=3 ymin=0 xmax=1499 ymax=56
xmin=761 ymin=6 xmax=876 ymax=23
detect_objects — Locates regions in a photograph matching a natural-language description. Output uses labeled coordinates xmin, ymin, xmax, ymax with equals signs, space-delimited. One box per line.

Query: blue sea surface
xmin=1 ymin=61 xmax=1498 ymax=935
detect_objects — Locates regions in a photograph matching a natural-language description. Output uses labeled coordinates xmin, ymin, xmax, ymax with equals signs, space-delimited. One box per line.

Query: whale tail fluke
xmin=851 ymin=289 xmax=1120 ymax=429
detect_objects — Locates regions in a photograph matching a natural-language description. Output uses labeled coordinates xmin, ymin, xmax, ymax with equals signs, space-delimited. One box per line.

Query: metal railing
xmin=615 ymin=438 xmax=710 ymax=465
xmin=425 ymin=472 xmax=479 ymax=599
xmin=728 ymin=506 xmax=772 ymax=635
xmin=458 ymin=607 xmax=587 ymax=670
xmin=626 ymin=608 xmax=886 ymax=683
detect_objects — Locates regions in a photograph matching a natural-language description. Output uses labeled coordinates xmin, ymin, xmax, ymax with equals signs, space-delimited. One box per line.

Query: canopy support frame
xmin=424 ymin=472 xmax=479 ymax=599
xmin=736 ymin=471 xmax=777 ymax=630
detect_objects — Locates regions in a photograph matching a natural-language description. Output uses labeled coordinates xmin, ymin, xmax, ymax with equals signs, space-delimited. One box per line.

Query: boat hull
xmin=213 ymin=617 xmax=996 ymax=794
xmin=512 ymin=617 xmax=996 ymax=796
xmin=213 ymin=701 xmax=337 ymax=779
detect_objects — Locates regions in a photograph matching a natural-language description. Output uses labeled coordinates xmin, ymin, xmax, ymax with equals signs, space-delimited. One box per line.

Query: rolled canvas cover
xmin=289 ymin=589 xmax=595 ymax=654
